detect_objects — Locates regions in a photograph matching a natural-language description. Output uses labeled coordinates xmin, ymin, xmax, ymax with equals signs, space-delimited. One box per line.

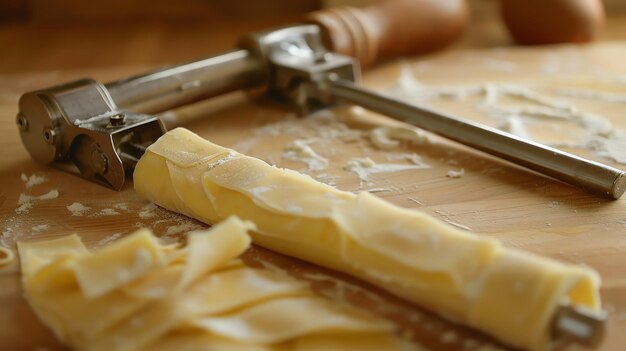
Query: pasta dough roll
xmin=134 ymin=127 xmax=602 ymax=351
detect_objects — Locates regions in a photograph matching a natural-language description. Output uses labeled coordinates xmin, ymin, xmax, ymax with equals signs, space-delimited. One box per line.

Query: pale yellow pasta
xmin=133 ymin=128 xmax=602 ymax=351
xmin=18 ymin=216 xmax=403 ymax=351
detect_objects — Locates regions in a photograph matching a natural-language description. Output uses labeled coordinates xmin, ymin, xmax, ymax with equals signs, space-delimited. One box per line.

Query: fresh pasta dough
xmin=134 ymin=127 xmax=603 ymax=351
xmin=18 ymin=216 xmax=404 ymax=351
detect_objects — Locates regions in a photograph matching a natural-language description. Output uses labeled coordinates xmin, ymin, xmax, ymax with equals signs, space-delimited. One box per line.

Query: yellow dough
xmin=18 ymin=216 xmax=402 ymax=351
xmin=134 ymin=127 xmax=602 ymax=351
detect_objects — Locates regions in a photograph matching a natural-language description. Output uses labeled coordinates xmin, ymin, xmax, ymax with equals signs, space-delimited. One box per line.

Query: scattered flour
xmin=92 ymin=208 xmax=119 ymax=216
xmin=31 ymin=224 xmax=49 ymax=233
xmin=16 ymin=190 xmax=59 ymax=214
xmin=0 ymin=227 xmax=14 ymax=248
xmin=113 ymin=202 xmax=129 ymax=211
xmin=283 ymin=139 xmax=329 ymax=171
xmin=67 ymin=202 xmax=91 ymax=216
xmin=16 ymin=202 xmax=33 ymax=214
xmin=365 ymin=188 xmax=394 ymax=193
xmin=392 ymin=64 xmax=626 ymax=165
xmin=159 ymin=221 xmax=206 ymax=245
xmin=408 ymin=197 xmax=423 ymax=205
xmin=369 ymin=126 xmax=428 ymax=150
xmin=206 ymin=151 xmax=237 ymax=170
xmin=547 ymin=201 xmax=561 ymax=208
xmin=385 ymin=153 xmax=429 ymax=166
xmin=96 ymin=233 xmax=123 ymax=247
xmin=138 ymin=203 xmax=157 ymax=219
xmin=588 ymin=132 xmax=626 ymax=164
xmin=555 ymin=88 xmax=626 ymax=104
xmin=254 ymin=110 xmax=362 ymax=142
xmin=344 ymin=157 xmax=430 ymax=182
xmin=498 ymin=115 xmax=530 ymax=139
xmin=21 ymin=173 xmax=47 ymax=189
xmin=444 ymin=220 xmax=472 ymax=231
xmin=165 ymin=222 xmax=204 ymax=236
xmin=446 ymin=169 xmax=465 ymax=178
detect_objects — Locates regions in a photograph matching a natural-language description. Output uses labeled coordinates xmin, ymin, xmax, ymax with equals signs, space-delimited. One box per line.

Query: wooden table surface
xmin=2 ymin=16 xmax=626 ymax=351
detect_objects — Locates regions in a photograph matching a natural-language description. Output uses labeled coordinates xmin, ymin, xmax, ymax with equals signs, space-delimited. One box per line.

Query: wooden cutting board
xmin=1 ymin=42 xmax=625 ymax=351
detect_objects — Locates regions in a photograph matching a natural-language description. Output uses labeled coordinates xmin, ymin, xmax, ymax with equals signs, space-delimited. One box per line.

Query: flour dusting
xmin=444 ymin=220 xmax=472 ymax=231
xmin=498 ymin=115 xmax=530 ymax=139
xmin=370 ymin=126 xmax=427 ymax=150
xmin=254 ymin=111 xmax=363 ymax=142
xmin=138 ymin=203 xmax=158 ymax=219
xmin=113 ymin=203 xmax=129 ymax=211
xmin=283 ymin=139 xmax=329 ymax=171
xmin=588 ymin=132 xmax=626 ymax=164
xmin=385 ymin=153 xmax=429 ymax=166
xmin=67 ymin=202 xmax=91 ymax=216
xmin=31 ymin=224 xmax=50 ymax=233
xmin=446 ymin=169 xmax=465 ymax=178
xmin=91 ymin=208 xmax=119 ymax=217
xmin=16 ymin=190 xmax=59 ymax=214
xmin=345 ymin=157 xmax=430 ymax=182
xmin=555 ymin=88 xmax=626 ymax=104
xmin=165 ymin=222 xmax=204 ymax=236
xmin=95 ymin=233 xmax=123 ymax=247
xmin=392 ymin=63 xmax=626 ymax=165
xmin=21 ymin=173 xmax=47 ymax=189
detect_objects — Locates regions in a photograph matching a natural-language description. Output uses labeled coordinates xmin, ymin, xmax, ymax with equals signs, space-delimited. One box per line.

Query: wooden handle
xmin=306 ymin=0 xmax=468 ymax=68
xmin=500 ymin=0 xmax=605 ymax=45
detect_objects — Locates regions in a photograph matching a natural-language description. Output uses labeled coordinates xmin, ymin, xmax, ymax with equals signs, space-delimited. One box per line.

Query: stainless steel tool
xmin=16 ymin=24 xmax=625 ymax=198
xmin=14 ymin=18 xmax=611 ymax=348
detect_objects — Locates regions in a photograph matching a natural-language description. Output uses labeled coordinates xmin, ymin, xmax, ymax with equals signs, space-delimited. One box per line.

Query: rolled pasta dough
xmin=134 ymin=128 xmax=602 ymax=351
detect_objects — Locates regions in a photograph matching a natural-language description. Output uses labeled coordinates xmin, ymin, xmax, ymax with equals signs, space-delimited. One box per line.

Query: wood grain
xmin=2 ymin=25 xmax=626 ymax=351
xmin=307 ymin=0 xmax=468 ymax=67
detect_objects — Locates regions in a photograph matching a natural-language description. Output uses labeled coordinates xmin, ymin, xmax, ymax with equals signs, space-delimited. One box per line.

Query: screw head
xmin=109 ymin=113 xmax=126 ymax=127
xmin=16 ymin=113 xmax=28 ymax=131
xmin=43 ymin=127 xmax=56 ymax=145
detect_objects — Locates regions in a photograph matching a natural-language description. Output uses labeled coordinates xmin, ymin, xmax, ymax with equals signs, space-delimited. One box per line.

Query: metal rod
xmin=552 ymin=305 xmax=606 ymax=347
xmin=106 ymin=49 xmax=264 ymax=114
xmin=324 ymin=78 xmax=626 ymax=199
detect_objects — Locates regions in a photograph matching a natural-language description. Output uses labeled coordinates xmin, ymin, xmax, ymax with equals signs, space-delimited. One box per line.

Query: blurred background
xmin=0 ymin=0 xmax=626 ymax=75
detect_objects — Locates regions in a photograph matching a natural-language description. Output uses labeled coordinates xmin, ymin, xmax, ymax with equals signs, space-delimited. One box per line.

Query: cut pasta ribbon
xmin=134 ymin=127 xmax=605 ymax=351
xmin=18 ymin=216 xmax=404 ymax=351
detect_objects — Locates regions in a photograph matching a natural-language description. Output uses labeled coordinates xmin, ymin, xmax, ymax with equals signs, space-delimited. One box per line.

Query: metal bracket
xmin=241 ymin=24 xmax=360 ymax=115
xmin=15 ymin=25 xmax=356 ymax=190
xmin=17 ymin=79 xmax=166 ymax=190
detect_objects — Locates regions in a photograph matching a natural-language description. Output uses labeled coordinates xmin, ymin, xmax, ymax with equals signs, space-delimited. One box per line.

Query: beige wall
xmin=323 ymin=0 xmax=626 ymax=16
xmin=0 ymin=0 xmax=321 ymax=23
xmin=2 ymin=0 xmax=624 ymax=24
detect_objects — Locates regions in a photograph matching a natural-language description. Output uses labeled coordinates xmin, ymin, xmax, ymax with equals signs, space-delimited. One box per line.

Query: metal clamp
xmin=241 ymin=24 xmax=359 ymax=114
xmin=17 ymin=79 xmax=165 ymax=190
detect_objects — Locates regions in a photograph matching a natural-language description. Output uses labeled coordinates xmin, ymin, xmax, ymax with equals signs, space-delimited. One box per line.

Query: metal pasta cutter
xmin=16 ymin=24 xmax=626 ymax=199
xmin=14 ymin=19 xmax=610 ymax=349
